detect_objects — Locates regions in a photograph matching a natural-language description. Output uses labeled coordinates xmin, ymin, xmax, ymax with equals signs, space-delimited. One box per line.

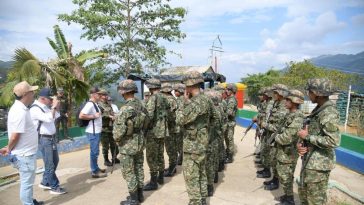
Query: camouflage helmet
xmin=145 ymin=78 xmax=161 ymax=89
xmin=213 ymin=84 xmax=225 ymax=91
xmin=258 ymin=87 xmax=266 ymax=96
xmin=272 ymin=84 xmax=289 ymax=97
xmin=173 ymin=83 xmax=185 ymax=93
xmin=286 ymin=89 xmax=304 ymax=104
xmin=98 ymin=89 xmax=108 ymax=95
xmin=183 ymin=71 xmax=204 ymax=86
xmin=161 ymin=82 xmax=172 ymax=93
xmin=305 ymin=78 xmax=334 ymax=96
xmin=226 ymin=83 xmax=237 ymax=93
xmin=118 ymin=79 xmax=138 ymax=94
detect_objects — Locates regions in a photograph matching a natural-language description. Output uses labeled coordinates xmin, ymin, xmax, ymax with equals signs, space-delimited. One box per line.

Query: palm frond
xmin=47 ymin=37 xmax=60 ymax=57
xmin=53 ymin=25 xmax=69 ymax=59
xmin=0 ymin=80 xmax=19 ymax=106
xmin=76 ymin=51 xmax=108 ymax=66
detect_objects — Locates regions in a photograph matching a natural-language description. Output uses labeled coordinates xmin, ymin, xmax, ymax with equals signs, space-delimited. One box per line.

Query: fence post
xmin=344 ymin=85 xmax=351 ymax=133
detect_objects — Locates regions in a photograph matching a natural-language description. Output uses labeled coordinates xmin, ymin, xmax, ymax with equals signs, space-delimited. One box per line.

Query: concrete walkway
xmin=0 ymin=126 xmax=363 ymax=205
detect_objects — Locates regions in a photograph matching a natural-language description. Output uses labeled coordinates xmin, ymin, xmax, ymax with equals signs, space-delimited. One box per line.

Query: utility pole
xmin=209 ymin=35 xmax=224 ymax=73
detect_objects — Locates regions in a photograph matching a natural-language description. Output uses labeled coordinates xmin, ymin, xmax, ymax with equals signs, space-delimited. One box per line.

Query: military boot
xmin=214 ymin=171 xmax=219 ymax=183
xmin=104 ymin=155 xmax=113 ymax=167
xmin=263 ymin=176 xmax=277 ymax=185
xmin=256 ymin=168 xmax=271 ymax=178
xmin=177 ymin=154 xmax=183 ymax=165
xmin=218 ymin=160 xmax=225 ymax=172
xmin=137 ymin=188 xmax=144 ymax=203
xmin=120 ymin=191 xmax=139 ymax=205
xmin=275 ymin=194 xmax=288 ymax=202
xmin=207 ymin=185 xmax=214 ymax=196
xmin=163 ymin=164 xmax=177 ymax=177
xmin=279 ymin=195 xmax=295 ymax=205
xmin=264 ymin=177 xmax=279 ymax=190
xmin=112 ymin=157 xmax=120 ymax=164
xmin=157 ymin=171 xmax=164 ymax=184
xmin=201 ymin=198 xmax=207 ymax=205
xmin=225 ymin=153 xmax=233 ymax=164
xmin=143 ymin=174 xmax=158 ymax=191
xmin=256 ymin=169 xmax=265 ymax=174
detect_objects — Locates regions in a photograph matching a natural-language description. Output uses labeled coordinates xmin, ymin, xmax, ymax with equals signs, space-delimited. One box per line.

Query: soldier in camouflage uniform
xmin=258 ymin=84 xmax=289 ymax=191
xmin=113 ymin=80 xmax=146 ymax=205
xmin=275 ymin=90 xmax=305 ymax=205
xmin=214 ymin=84 xmax=228 ymax=171
xmin=176 ymin=71 xmax=212 ymax=205
xmin=55 ymin=88 xmax=69 ymax=141
xmin=161 ymin=82 xmax=178 ymax=177
xmin=174 ymin=83 xmax=186 ymax=165
xmin=204 ymin=89 xmax=222 ymax=197
xmin=252 ymin=87 xmax=269 ymax=156
xmin=297 ymin=78 xmax=340 ymax=205
xmin=224 ymin=83 xmax=238 ymax=163
xmin=143 ymin=78 xmax=169 ymax=191
xmin=98 ymin=89 xmax=120 ymax=166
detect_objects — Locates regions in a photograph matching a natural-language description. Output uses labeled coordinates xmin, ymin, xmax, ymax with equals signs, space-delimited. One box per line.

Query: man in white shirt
xmin=0 ymin=81 xmax=44 ymax=205
xmin=30 ymin=88 xmax=66 ymax=195
xmin=79 ymin=87 xmax=107 ymax=178
xmin=108 ymin=96 xmax=119 ymax=114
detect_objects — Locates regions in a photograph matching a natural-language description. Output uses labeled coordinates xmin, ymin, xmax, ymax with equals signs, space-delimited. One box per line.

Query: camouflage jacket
xmin=256 ymin=100 xmax=267 ymax=126
xmin=113 ymin=98 xmax=145 ymax=155
xmin=98 ymin=101 xmax=114 ymax=133
xmin=305 ymin=100 xmax=340 ymax=171
xmin=220 ymin=100 xmax=228 ymax=134
xmin=146 ymin=92 xmax=170 ymax=139
xmin=265 ymin=100 xmax=288 ymax=133
xmin=226 ymin=95 xmax=237 ymax=123
xmin=275 ymin=110 xmax=304 ymax=163
xmin=57 ymin=95 xmax=68 ymax=116
xmin=176 ymin=93 xmax=212 ymax=155
xmin=165 ymin=94 xmax=178 ymax=134
xmin=175 ymin=96 xmax=184 ymax=133
xmin=209 ymin=104 xmax=222 ymax=143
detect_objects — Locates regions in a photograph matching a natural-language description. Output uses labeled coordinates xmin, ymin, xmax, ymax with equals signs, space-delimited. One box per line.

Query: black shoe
xmin=256 ymin=169 xmax=264 ymax=174
xmin=254 ymin=152 xmax=261 ymax=155
xmin=214 ymin=172 xmax=218 ymax=183
xmin=143 ymin=175 xmax=158 ymax=191
xmin=225 ymin=154 xmax=233 ymax=164
xmin=121 ymin=191 xmax=140 ymax=205
xmin=275 ymin=194 xmax=288 ymax=202
xmin=279 ymin=195 xmax=295 ymax=205
xmin=113 ymin=158 xmax=120 ymax=164
xmin=255 ymin=164 xmax=264 ymax=168
xmin=255 ymin=155 xmax=261 ymax=159
xmin=263 ymin=177 xmax=277 ymax=185
xmin=256 ymin=168 xmax=271 ymax=178
xmin=201 ymin=198 xmax=207 ymax=205
xmin=218 ymin=161 xmax=225 ymax=172
xmin=158 ymin=171 xmax=164 ymax=184
xmin=104 ymin=160 xmax=113 ymax=167
xmin=164 ymin=164 xmax=177 ymax=177
xmin=264 ymin=178 xmax=279 ymax=190
xmin=33 ymin=199 xmax=44 ymax=205
xmin=254 ymin=159 xmax=262 ymax=164
xmin=207 ymin=185 xmax=214 ymax=196
xmin=177 ymin=154 xmax=183 ymax=165
xmin=137 ymin=188 xmax=144 ymax=203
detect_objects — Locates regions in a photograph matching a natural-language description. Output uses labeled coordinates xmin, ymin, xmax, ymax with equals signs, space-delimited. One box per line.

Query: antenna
xmin=209 ymin=35 xmax=224 ymax=73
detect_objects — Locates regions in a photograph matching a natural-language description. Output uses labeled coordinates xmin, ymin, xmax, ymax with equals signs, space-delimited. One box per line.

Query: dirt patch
xmin=327 ymin=188 xmax=363 ymax=205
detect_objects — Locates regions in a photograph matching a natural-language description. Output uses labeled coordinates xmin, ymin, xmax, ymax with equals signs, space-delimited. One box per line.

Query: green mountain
xmin=0 ymin=60 xmax=13 ymax=83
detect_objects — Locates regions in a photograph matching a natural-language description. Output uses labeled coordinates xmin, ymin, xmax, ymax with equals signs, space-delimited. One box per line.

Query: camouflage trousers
xmin=206 ymin=140 xmax=219 ymax=185
xmin=225 ymin=123 xmax=236 ymax=156
xmin=165 ymin=132 xmax=178 ymax=166
xmin=298 ymin=169 xmax=330 ymax=205
xmin=175 ymin=131 xmax=184 ymax=156
xmin=183 ymin=153 xmax=207 ymax=205
xmin=146 ymin=137 xmax=165 ymax=173
xmin=260 ymin=138 xmax=271 ymax=168
xmin=218 ymin=135 xmax=225 ymax=162
xmin=56 ymin=115 xmax=68 ymax=139
xmin=270 ymin=146 xmax=278 ymax=177
xmin=277 ymin=161 xmax=297 ymax=196
xmin=119 ymin=152 xmax=144 ymax=192
xmin=101 ymin=132 xmax=119 ymax=160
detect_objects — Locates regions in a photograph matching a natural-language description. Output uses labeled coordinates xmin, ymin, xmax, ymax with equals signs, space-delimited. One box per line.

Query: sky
xmin=1 ymin=0 xmax=364 ymax=83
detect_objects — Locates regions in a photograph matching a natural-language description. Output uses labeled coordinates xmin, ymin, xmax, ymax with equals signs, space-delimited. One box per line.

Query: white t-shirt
xmin=7 ymin=100 xmax=38 ymax=156
xmin=81 ymin=101 xmax=102 ymax=134
xmin=111 ymin=104 xmax=119 ymax=114
xmin=30 ymin=100 xmax=60 ymax=135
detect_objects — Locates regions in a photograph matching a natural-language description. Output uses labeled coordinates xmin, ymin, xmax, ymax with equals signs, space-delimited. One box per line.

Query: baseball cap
xmin=90 ymin=87 xmax=100 ymax=94
xmin=39 ymin=88 xmax=54 ymax=99
xmin=13 ymin=81 xmax=39 ymax=97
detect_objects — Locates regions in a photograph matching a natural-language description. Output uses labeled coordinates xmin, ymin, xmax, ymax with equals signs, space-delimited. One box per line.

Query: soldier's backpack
xmin=76 ymin=101 xmax=99 ymax=128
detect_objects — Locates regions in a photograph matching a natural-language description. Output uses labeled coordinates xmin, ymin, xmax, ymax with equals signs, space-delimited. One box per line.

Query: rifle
xmin=299 ymin=117 xmax=311 ymax=186
xmin=241 ymin=121 xmax=255 ymax=141
xmin=110 ymin=146 xmax=118 ymax=174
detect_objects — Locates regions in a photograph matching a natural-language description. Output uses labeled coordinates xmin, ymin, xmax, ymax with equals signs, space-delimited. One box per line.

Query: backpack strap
xmin=30 ymin=104 xmax=45 ymax=135
xmin=88 ymin=101 xmax=99 ymax=135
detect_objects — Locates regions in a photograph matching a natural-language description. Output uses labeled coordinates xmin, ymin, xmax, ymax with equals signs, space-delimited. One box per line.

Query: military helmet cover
xmin=226 ymin=83 xmax=237 ymax=93
xmin=118 ymin=79 xmax=138 ymax=94
xmin=183 ymin=71 xmax=204 ymax=86
xmin=305 ymin=78 xmax=334 ymax=96
xmin=173 ymin=83 xmax=185 ymax=93
xmin=145 ymin=78 xmax=161 ymax=89
xmin=286 ymin=89 xmax=304 ymax=104
xmin=161 ymin=82 xmax=172 ymax=93
xmin=272 ymin=84 xmax=289 ymax=97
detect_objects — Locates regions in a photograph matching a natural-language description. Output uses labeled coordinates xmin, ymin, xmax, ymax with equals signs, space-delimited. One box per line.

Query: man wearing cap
xmin=30 ymin=88 xmax=67 ymax=195
xmin=224 ymin=83 xmax=238 ymax=163
xmin=176 ymin=71 xmax=212 ymax=205
xmin=55 ymin=88 xmax=69 ymax=141
xmin=97 ymin=89 xmax=119 ymax=167
xmin=143 ymin=78 xmax=169 ymax=191
xmin=79 ymin=87 xmax=107 ymax=178
xmin=297 ymin=78 xmax=340 ymax=205
xmin=274 ymin=89 xmax=304 ymax=205
xmin=0 ymin=81 xmax=44 ymax=205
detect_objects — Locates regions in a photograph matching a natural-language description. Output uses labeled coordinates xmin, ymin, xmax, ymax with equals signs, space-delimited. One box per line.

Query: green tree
xmin=58 ymin=0 xmax=186 ymax=79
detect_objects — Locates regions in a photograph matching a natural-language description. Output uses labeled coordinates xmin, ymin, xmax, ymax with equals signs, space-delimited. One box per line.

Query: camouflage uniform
xmin=299 ymin=79 xmax=340 ymax=205
xmin=225 ymin=84 xmax=238 ymax=163
xmin=174 ymin=83 xmax=186 ymax=162
xmin=113 ymin=79 xmax=146 ymax=204
xmin=144 ymin=78 xmax=169 ymax=189
xmin=161 ymin=83 xmax=178 ymax=176
xmin=56 ymin=91 xmax=69 ymax=139
xmin=98 ymin=91 xmax=119 ymax=165
xmin=176 ymin=71 xmax=211 ymax=205
xmin=275 ymin=90 xmax=305 ymax=203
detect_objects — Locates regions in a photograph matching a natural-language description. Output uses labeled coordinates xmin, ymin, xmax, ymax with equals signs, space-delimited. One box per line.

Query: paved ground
xmin=0 ymin=125 xmax=363 ymax=205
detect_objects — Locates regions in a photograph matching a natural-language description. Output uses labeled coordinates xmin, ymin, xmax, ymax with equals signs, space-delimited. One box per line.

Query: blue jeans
xmin=10 ymin=154 xmax=36 ymax=205
xmin=39 ymin=136 xmax=60 ymax=189
xmin=87 ymin=132 xmax=101 ymax=174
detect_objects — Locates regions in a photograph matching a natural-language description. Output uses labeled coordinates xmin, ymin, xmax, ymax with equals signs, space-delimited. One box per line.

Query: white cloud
xmin=229 ymin=13 xmax=271 ymax=24
xmin=351 ymin=13 xmax=364 ymax=25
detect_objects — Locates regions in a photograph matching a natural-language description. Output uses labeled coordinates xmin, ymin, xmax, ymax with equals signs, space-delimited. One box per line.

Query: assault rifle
xmin=241 ymin=121 xmax=255 ymax=141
